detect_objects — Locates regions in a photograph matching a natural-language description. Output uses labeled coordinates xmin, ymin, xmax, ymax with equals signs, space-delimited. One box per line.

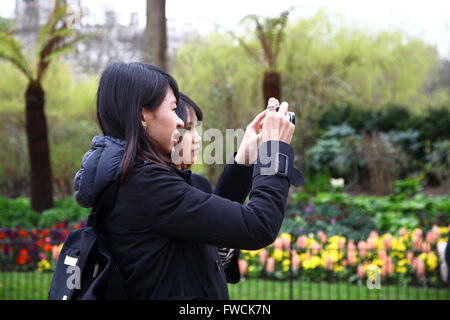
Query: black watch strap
xmin=253 ymin=141 xmax=306 ymax=187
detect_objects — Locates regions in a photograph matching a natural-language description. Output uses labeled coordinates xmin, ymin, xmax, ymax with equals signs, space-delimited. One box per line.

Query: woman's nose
xmin=176 ymin=116 xmax=184 ymax=129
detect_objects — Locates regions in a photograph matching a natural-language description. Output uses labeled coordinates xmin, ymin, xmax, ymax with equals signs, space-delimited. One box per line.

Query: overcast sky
xmin=1 ymin=0 xmax=449 ymax=58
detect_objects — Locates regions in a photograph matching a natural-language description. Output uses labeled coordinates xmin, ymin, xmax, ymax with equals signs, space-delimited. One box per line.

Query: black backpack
xmin=48 ymin=178 xmax=128 ymax=300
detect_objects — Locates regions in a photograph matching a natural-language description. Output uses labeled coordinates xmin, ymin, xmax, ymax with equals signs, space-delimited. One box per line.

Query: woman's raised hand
xmin=261 ymin=97 xmax=295 ymax=145
xmin=234 ymin=97 xmax=295 ymax=165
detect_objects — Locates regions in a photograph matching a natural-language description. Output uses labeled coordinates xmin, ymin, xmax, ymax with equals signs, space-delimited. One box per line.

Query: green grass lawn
xmin=0 ymin=272 xmax=449 ymax=300
xmin=229 ymin=278 xmax=450 ymax=300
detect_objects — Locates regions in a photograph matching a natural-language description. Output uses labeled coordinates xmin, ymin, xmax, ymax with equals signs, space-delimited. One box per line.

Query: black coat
xmin=73 ymin=136 xmax=305 ymax=299
xmin=188 ymin=173 xmax=243 ymax=284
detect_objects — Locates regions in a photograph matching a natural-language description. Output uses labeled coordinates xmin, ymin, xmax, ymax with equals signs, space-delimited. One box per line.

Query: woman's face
xmin=177 ymin=108 xmax=201 ymax=167
xmin=141 ymin=88 xmax=184 ymax=154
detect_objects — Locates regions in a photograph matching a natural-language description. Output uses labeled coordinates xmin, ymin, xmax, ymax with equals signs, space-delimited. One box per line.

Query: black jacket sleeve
xmin=211 ymin=154 xmax=253 ymax=284
xmin=135 ymin=141 xmax=305 ymax=250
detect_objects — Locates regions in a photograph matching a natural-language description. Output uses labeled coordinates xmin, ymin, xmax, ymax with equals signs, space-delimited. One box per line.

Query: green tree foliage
xmin=172 ymin=9 xmax=448 ymax=176
xmin=0 ymin=61 xmax=100 ymax=198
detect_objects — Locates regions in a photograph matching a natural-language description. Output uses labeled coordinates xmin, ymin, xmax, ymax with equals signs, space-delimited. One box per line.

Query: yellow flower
xmin=321 ymin=249 xmax=342 ymax=263
xmin=302 ymin=256 xmax=322 ymax=270
xmin=440 ymin=226 xmax=449 ymax=235
xmin=38 ymin=259 xmax=51 ymax=273
xmin=418 ymin=252 xmax=427 ymax=261
xmin=372 ymin=258 xmax=384 ymax=267
xmin=365 ymin=264 xmax=380 ymax=277
xmin=248 ymin=250 xmax=260 ymax=257
xmin=426 ymin=252 xmax=438 ymax=271
xmin=281 ymin=233 xmax=292 ymax=242
xmin=395 ymin=259 xmax=409 ymax=273
xmin=333 ymin=264 xmax=344 ymax=273
xmin=282 ymin=259 xmax=290 ymax=272
xmin=273 ymin=249 xmax=284 ymax=262
xmin=248 ymin=266 xmax=255 ymax=272
xmin=396 ymin=266 xmax=408 ymax=273
xmin=439 ymin=237 xmax=449 ymax=243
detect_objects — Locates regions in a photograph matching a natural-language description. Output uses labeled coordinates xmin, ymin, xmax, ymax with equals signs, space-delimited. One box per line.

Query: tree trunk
xmin=146 ymin=0 xmax=167 ymax=71
xmin=262 ymin=71 xmax=281 ymax=107
xmin=25 ymin=81 xmax=53 ymax=212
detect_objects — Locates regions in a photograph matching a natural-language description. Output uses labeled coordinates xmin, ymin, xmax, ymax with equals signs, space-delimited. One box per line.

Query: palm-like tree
xmin=0 ymin=0 xmax=91 ymax=212
xmin=239 ymin=9 xmax=291 ymax=105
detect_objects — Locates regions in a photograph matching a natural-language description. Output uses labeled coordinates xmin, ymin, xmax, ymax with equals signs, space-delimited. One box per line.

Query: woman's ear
xmin=141 ymin=107 xmax=152 ymax=127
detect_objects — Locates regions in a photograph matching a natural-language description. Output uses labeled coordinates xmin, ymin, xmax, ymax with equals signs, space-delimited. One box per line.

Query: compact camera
xmin=274 ymin=106 xmax=295 ymax=125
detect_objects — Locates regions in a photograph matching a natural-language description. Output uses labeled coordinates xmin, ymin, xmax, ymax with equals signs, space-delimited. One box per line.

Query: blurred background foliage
xmin=0 ymin=9 xmax=449 ymax=197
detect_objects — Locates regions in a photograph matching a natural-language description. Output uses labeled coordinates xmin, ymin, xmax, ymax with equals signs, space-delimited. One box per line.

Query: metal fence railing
xmin=1 ymin=232 xmax=449 ymax=300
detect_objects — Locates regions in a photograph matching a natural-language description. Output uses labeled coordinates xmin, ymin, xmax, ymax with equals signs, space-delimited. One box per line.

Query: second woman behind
xmin=174 ymin=93 xmax=252 ymax=284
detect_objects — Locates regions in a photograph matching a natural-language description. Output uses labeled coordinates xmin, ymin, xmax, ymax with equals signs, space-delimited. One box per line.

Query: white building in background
xmin=12 ymin=0 xmax=196 ymax=74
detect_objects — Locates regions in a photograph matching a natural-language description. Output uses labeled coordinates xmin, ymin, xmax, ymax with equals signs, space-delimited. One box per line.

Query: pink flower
xmin=413 ymin=228 xmax=423 ymax=238
xmin=398 ymin=227 xmax=407 ymax=237
xmin=413 ymin=258 xmax=425 ymax=279
xmin=273 ymin=238 xmax=283 ymax=250
xmin=259 ymin=249 xmax=269 ymax=266
xmin=338 ymin=237 xmax=346 ymax=250
xmin=369 ymin=231 xmax=379 ymax=239
xmin=281 ymin=237 xmax=290 ymax=251
xmin=312 ymin=242 xmax=321 ymax=254
xmin=378 ymin=249 xmax=387 ymax=261
xmin=425 ymin=231 xmax=436 ymax=244
xmin=367 ymin=237 xmax=376 ymax=251
xmin=318 ymin=230 xmax=327 ymax=243
xmin=296 ymin=235 xmax=307 ymax=249
xmin=325 ymin=256 xmax=333 ymax=271
xmin=421 ymin=241 xmax=431 ymax=253
xmin=358 ymin=241 xmax=368 ymax=257
xmin=413 ymin=237 xmax=422 ymax=251
xmin=347 ymin=240 xmax=356 ymax=251
xmin=266 ymin=257 xmax=275 ymax=273
xmin=383 ymin=234 xmax=392 ymax=250
xmin=347 ymin=249 xmax=356 ymax=266
xmin=39 ymin=253 xmax=46 ymax=260
xmin=357 ymin=264 xmax=365 ymax=279
xmin=406 ymin=251 xmax=414 ymax=262
xmin=238 ymin=259 xmax=248 ymax=276
xmin=291 ymin=251 xmax=300 ymax=271
xmin=382 ymin=256 xmax=394 ymax=277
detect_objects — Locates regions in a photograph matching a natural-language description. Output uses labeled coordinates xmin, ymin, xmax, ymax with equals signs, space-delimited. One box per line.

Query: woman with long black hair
xmin=173 ymin=92 xmax=248 ymax=285
xmin=73 ymin=62 xmax=305 ymax=299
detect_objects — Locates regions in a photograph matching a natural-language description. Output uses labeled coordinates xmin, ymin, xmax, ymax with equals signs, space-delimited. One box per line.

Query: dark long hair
xmin=175 ymin=93 xmax=203 ymax=170
xmin=96 ymin=62 xmax=180 ymax=182
xmin=176 ymin=93 xmax=203 ymax=125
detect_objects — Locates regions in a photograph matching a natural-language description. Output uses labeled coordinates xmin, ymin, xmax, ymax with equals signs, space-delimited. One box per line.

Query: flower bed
xmin=238 ymin=226 xmax=449 ymax=287
xmin=280 ymin=192 xmax=450 ymax=241
xmin=0 ymin=220 xmax=85 ymax=273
